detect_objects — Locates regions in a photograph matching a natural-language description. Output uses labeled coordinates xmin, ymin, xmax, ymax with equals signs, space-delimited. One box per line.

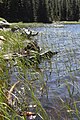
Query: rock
xmin=22 ymin=28 xmax=38 ymax=38
xmin=0 ymin=20 xmax=11 ymax=28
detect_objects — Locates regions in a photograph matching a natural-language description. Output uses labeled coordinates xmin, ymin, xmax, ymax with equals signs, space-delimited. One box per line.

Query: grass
xmin=0 ymin=21 xmax=80 ymax=120
xmin=0 ymin=28 xmax=49 ymax=120
xmin=62 ymin=21 xmax=80 ymax=24
xmin=11 ymin=22 xmax=45 ymax=28
xmin=10 ymin=21 xmax=80 ymax=29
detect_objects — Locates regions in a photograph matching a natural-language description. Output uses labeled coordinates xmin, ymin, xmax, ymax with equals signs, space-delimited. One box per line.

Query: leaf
xmin=7 ymin=81 xmax=20 ymax=106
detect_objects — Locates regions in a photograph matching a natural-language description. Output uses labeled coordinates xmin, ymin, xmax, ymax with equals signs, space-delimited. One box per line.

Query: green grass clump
xmin=11 ymin=22 xmax=45 ymax=28
xmin=1 ymin=22 xmax=80 ymax=120
xmin=0 ymin=28 xmax=49 ymax=120
xmin=63 ymin=21 xmax=80 ymax=24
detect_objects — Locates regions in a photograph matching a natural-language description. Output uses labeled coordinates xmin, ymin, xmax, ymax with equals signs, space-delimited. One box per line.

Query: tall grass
xmin=0 ymin=29 xmax=49 ymax=120
xmin=0 ymin=23 xmax=80 ymax=120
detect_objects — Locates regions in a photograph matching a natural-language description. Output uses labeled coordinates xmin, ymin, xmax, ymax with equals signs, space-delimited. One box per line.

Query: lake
xmin=10 ymin=24 xmax=80 ymax=119
xmin=32 ymin=24 xmax=80 ymax=119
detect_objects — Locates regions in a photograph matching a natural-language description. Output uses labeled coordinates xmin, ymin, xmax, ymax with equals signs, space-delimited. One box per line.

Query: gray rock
xmin=0 ymin=20 xmax=11 ymax=28
xmin=22 ymin=28 xmax=38 ymax=38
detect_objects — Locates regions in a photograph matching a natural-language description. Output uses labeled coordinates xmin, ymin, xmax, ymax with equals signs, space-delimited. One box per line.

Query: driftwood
xmin=40 ymin=50 xmax=58 ymax=58
xmin=3 ymin=53 xmax=29 ymax=60
xmin=3 ymin=50 xmax=58 ymax=62
xmin=3 ymin=51 xmax=38 ymax=61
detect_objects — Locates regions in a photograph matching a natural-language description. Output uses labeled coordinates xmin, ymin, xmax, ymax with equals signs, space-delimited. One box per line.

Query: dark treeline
xmin=0 ymin=0 xmax=80 ymax=23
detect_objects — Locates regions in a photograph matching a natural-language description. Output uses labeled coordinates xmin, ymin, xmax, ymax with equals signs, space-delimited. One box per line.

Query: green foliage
xmin=0 ymin=29 xmax=49 ymax=120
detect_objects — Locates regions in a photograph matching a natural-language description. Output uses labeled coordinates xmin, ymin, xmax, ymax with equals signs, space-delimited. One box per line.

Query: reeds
xmin=0 ymin=29 xmax=49 ymax=120
xmin=0 ymin=23 xmax=80 ymax=120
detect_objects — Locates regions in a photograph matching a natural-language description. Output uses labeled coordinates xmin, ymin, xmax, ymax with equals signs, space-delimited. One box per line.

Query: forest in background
xmin=0 ymin=0 xmax=80 ymax=23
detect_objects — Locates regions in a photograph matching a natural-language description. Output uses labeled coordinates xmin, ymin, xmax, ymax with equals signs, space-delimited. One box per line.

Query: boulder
xmin=0 ymin=20 xmax=11 ymax=28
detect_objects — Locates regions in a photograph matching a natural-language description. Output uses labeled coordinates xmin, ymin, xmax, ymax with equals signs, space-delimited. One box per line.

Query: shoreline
xmin=10 ymin=21 xmax=80 ymax=28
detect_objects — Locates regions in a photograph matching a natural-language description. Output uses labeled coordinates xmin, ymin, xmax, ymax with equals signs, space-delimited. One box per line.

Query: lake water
xmin=31 ymin=24 xmax=80 ymax=119
xmin=10 ymin=24 xmax=80 ymax=119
